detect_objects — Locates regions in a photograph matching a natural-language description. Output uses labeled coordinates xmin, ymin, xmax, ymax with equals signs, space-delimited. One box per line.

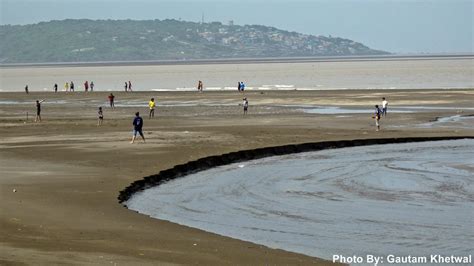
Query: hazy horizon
xmin=0 ymin=0 xmax=472 ymax=54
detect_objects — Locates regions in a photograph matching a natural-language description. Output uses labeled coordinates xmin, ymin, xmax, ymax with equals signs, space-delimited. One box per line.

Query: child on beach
xmin=108 ymin=93 xmax=115 ymax=108
xmin=130 ymin=112 xmax=145 ymax=144
xmin=373 ymin=105 xmax=381 ymax=131
xmin=97 ymin=107 xmax=103 ymax=126
xmin=35 ymin=99 xmax=45 ymax=122
xmin=149 ymin=98 xmax=156 ymax=119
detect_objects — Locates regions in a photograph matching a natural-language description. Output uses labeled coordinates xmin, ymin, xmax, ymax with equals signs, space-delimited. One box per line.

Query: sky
xmin=0 ymin=0 xmax=472 ymax=54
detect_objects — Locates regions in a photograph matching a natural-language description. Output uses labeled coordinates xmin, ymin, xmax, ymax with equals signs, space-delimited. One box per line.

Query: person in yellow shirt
xmin=148 ymin=98 xmax=156 ymax=119
xmin=65 ymin=82 xmax=69 ymax=92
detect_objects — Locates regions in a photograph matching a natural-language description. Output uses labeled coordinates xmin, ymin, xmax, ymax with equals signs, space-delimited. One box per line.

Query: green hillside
xmin=0 ymin=19 xmax=389 ymax=63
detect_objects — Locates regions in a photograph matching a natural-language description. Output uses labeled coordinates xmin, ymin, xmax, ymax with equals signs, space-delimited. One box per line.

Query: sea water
xmin=1 ymin=57 xmax=472 ymax=91
xmin=127 ymin=139 xmax=474 ymax=263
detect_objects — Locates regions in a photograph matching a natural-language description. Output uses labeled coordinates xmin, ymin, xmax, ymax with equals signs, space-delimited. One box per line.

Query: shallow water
xmin=127 ymin=139 xmax=474 ymax=262
xmin=1 ymin=58 xmax=472 ymax=92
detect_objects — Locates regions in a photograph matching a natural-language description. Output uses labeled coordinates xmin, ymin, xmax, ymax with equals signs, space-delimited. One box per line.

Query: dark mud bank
xmin=118 ymin=136 xmax=473 ymax=205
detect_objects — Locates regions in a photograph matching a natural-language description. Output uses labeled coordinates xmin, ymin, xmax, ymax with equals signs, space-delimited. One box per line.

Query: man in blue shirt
xmin=130 ymin=112 xmax=145 ymax=144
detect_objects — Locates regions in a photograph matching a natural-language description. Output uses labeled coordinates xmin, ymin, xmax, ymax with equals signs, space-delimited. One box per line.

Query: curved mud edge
xmin=118 ymin=136 xmax=473 ymax=205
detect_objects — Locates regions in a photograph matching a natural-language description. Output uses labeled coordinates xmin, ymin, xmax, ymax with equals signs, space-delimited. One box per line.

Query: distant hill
xmin=0 ymin=19 xmax=389 ymax=63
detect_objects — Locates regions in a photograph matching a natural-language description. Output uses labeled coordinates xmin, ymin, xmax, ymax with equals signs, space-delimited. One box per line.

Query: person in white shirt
xmin=382 ymin=97 xmax=388 ymax=116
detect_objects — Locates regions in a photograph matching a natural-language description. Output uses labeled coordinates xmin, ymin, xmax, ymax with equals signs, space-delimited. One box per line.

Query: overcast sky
xmin=0 ymin=0 xmax=472 ymax=54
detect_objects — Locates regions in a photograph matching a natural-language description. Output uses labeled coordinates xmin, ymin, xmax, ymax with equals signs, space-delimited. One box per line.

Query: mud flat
xmin=0 ymin=89 xmax=473 ymax=265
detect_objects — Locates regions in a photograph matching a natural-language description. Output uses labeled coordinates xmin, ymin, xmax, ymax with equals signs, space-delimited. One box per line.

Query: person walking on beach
xmin=97 ymin=107 xmax=103 ymax=126
xmin=108 ymin=93 xmax=115 ymax=108
xmin=148 ymin=98 xmax=156 ymax=119
xmin=124 ymin=82 xmax=128 ymax=92
xmin=90 ymin=81 xmax=94 ymax=92
xmin=130 ymin=112 xmax=145 ymax=144
xmin=35 ymin=99 xmax=45 ymax=122
xmin=84 ymin=81 xmax=89 ymax=92
xmin=382 ymin=97 xmax=388 ymax=116
xmin=237 ymin=82 xmax=241 ymax=91
xmin=128 ymin=81 xmax=132 ymax=92
xmin=242 ymin=97 xmax=249 ymax=115
xmin=65 ymin=82 xmax=69 ymax=92
xmin=373 ymin=105 xmax=381 ymax=131
xmin=25 ymin=85 xmax=29 ymax=94
xmin=197 ymin=80 xmax=203 ymax=92
xmin=70 ymin=81 xmax=75 ymax=92
xmin=54 ymin=83 xmax=58 ymax=93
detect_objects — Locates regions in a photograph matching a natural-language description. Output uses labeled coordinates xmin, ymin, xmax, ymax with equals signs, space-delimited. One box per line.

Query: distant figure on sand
xmin=70 ymin=81 xmax=74 ymax=92
xmin=124 ymin=82 xmax=128 ymax=92
xmin=128 ymin=81 xmax=132 ymax=92
xmin=243 ymin=97 xmax=249 ymax=115
xmin=240 ymin=82 xmax=245 ymax=91
xmin=373 ymin=105 xmax=381 ymax=131
xmin=65 ymin=82 xmax=69 ymax=92
xmin=149 ymin=98 xmax=156 ymax=119
xmin=25 ymin=85 xmax=29 ymax=94
xmin=108 ymin=93 xmax=115 ymax=108
xmin=90 ymin=81 xmax=94 ymax=92
xmin=54 ymin=83 xmax=58 ymax=93
xmin=237 ymin=82 xmax=241 ymax=91
xmin=130 ymin=112 xmax=145 ymax=144
xmin=35 ymin=99 xmax=45 ymax=122
xmin=84 ymin=81 xmax=89 ymax=92
xmin=382 ymin=97 xmax=388 ymax=116
xmin=97 ymin=107 xmax=103 ymax=126
xmin=197 ymin=80 xmax=203 ymax=92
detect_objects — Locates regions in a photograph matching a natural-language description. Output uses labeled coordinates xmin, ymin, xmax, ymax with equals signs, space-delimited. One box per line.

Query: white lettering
xmin=367 ymin=255 xmax=381 ymax=266
xmin=332 ymin=255 xmax=363 ymax=264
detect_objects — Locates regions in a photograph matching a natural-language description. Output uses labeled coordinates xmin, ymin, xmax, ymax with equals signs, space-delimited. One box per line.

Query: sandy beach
xmin=1 ymin=89 xmax=473 ymax=265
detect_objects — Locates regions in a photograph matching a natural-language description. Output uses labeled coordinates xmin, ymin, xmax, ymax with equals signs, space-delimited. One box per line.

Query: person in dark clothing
xmin=90 ymin=81 xmax=94 ymax=92
xmin=35 ymin=99 xmax=45 ymax=122
xmin=130 ymin=112 xmax=145 ymax=143
xmin=124 ymin=82 xmax=128 ymax=92
xmin=54 ymin=83 xmax=58 ymax=93
xmin=70 ymin=81 xmax=74 ymax=92
xmin=25 ymin=85 xmax=29 ymax=94
xmin=108 ymin=93 xmax=115 ymax=108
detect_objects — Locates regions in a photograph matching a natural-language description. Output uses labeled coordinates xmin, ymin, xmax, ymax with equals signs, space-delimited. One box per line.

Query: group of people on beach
xmin=373 ymin=97 xmax=388 ymax=131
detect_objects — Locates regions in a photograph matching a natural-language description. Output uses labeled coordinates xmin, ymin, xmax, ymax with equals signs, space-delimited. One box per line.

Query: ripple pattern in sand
xmin=127 ymin=140 xmax=474 ymax=260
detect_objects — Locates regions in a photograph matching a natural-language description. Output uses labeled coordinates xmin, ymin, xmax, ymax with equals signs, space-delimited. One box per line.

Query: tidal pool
xmin=126 ymin=139 xmax=474 ymax=261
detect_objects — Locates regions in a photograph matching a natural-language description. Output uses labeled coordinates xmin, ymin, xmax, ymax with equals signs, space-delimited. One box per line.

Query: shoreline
xmin=1 ymin=89 xmax=473 ymax=265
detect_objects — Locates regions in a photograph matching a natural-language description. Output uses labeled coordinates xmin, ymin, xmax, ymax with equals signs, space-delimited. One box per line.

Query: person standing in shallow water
xmin=130 ymin=112 xmax=145 ymax=144
xmin=148 ymin=98 xmax=156 ymax=119
xmin=128 ymin=81 xmax=132 ymax=92
xmin=108 ymin=93 xmax=115 ymax=108
xmin=25 ymin=85 xmax=29 ymax=94
xmin=54 ymin=83 xmax=58 ymax=93
xmin=90 ymin=81 xmax=94 ymax=92
xmin=124 ymin=82 xmax=128 ymax=92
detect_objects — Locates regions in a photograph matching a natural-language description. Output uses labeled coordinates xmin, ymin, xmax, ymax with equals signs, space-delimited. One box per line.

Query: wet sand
xmin=1 ymin=89 xmax=473 ymax=265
